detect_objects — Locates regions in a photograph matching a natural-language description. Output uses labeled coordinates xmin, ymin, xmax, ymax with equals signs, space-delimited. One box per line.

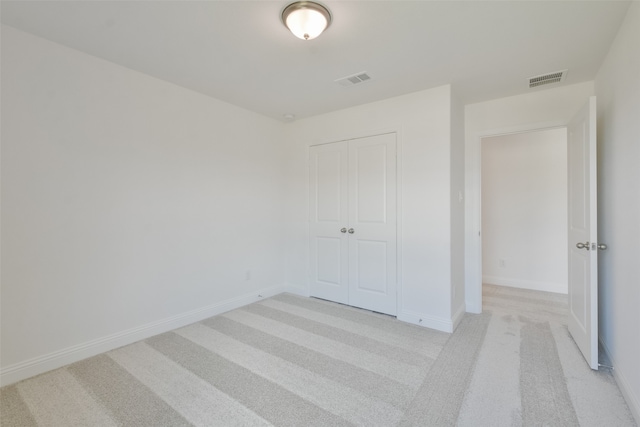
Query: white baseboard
xmin=397 ymin=309 xmax=454 ymax=333
xmin=483 ymin=275 xmax=567 ymax=294
xmin=282 ymin=284 xmax=310 ymax=297
xmin=451 ymin=302 xmax=466 ymax=331
xmin=465 ymin=300 xmax=482 ymax=314
xmin=599 ymin=338 xmax=640 ymax=424
xmin=0 ymin=284 xmax=288 ymax=387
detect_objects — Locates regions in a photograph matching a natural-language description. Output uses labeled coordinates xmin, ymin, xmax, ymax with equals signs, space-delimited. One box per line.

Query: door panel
xmin=569 ymin=254 xmax=587 ymax=328
xmin=354 ymin=239 xmax=388 ymax=293
xmin=348 ymin=133 xmax=397 ymax=315
xmin=316 ymin=151 xmax=343 ymax=222
xmin=316 ymin=237 xmax=343 ymax=285
xmin=354 ymin=143 xmax=387 ymax=223
xmin=567 ymin=96 xmax=598 ymax=370
xmin=309 ymin=142 xmax=348 ymax=304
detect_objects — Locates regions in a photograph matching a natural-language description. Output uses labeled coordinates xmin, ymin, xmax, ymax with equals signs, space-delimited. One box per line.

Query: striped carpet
xmin=1 ymin=289 xmax=636 ymax=426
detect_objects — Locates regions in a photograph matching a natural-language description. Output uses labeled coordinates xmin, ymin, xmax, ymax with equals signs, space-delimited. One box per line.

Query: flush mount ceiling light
xmin=282 ymin=1 xmax=331 ymax=40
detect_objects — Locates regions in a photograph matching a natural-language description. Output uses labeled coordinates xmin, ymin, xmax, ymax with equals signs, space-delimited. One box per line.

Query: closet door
xmin=348 ymin=133 xmax=397 ymax=315
xmin=309 ymin=141 xmax=349 ymax=304
xmin=309 ymin=133 xmax=397 ymax=316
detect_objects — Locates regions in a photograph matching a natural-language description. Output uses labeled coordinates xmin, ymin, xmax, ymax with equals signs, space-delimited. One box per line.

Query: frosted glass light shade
xmin=282 ymin=1 xmax=331 ymax=40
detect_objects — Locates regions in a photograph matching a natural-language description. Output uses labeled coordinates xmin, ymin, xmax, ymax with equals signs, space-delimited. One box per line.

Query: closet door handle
xmin=348 ymin=228 xmax=355 ymax=234
xmin=340 ymin=228 xmax=347 ymax=233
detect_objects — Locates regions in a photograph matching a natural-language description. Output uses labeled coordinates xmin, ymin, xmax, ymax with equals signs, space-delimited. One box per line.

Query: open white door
xmin=567 ymin=96 xmax=599 ymax=370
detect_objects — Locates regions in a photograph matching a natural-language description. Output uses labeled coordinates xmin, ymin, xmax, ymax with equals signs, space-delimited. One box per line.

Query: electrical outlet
xmin=499 ymin=259 xmax=506 ymax=268
xmin=245 ymin=270 xmax=251 ymax=280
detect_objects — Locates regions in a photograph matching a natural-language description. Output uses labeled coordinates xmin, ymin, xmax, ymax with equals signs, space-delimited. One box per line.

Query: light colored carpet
xmin=1 ymin=287 xmax=636 ymax=426
xmin=519 ymin=319 xmax=579 ymax=425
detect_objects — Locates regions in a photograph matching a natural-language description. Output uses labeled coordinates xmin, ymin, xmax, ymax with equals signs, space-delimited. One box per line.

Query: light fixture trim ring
xmin=281 ymin=1 xmax=332 ymax=40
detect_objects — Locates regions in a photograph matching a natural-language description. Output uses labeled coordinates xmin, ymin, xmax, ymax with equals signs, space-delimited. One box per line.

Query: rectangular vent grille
xmin=335 ymin=72 xmax=372 ymax=87
xmin=529 ymin=70 xmax=567 ymax=88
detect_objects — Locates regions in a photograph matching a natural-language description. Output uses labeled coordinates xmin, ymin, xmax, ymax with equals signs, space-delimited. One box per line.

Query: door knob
xmin=348 ymin=228 xmax=355 ymax=234
xmin=576 ymin=242 xmax=589 ymax=250
xmin=597 ymin=243 xmax=607 ymax=250
xmin=340 ymin=228 xmax=347 ymax=233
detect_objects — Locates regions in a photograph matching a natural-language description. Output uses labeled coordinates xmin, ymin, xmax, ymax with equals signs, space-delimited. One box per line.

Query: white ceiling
xmin=1 ymin=1 xmax=631 ymax=121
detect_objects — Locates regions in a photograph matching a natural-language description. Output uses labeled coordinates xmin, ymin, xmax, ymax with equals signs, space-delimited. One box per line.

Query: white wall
xmin=450 ymin=90 xmax=466 ymax=320
xmin=284 ymin=85 xmax=460 ymax=331
xmin=465 ymin=81 xmax=595 ymax=312
xmin=481 ymin=128 xmax=568 ymax=293
xmin=1 ymin=26 xmax=287 ymax=385
xmin=0 ymin=26 xmax=464 ymax=385
xmin=594 ymin=2 xmax=640 ymax=421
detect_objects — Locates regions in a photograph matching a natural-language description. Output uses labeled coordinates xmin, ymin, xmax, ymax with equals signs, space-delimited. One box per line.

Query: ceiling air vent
xmin=335 ymin=72 xmax=372 ymax=87
xmin=529 ymin=70 xmax=567 ymax=88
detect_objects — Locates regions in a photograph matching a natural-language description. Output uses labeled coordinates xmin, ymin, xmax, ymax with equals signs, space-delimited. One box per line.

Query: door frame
xmin=465 ymin=120 xmax=567 ymax=313
xmin=308 ymin=128 xmax=402 ymax=315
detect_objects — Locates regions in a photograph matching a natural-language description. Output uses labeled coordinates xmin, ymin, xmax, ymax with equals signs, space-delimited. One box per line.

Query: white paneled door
xmin=309 ymin=133 xmax=397 ymax=315
xmin=567 ymin=96 xmax=599 ymax=370
xmin=309 ymin=141 xmax=349 ymax=305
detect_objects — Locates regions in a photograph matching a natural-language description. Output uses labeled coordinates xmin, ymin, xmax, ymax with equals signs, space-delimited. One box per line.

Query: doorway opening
xmin=477 ymin=127 xmax=569 ymax=314
xmin=481 ymin=128 xmax=568 ymax=299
